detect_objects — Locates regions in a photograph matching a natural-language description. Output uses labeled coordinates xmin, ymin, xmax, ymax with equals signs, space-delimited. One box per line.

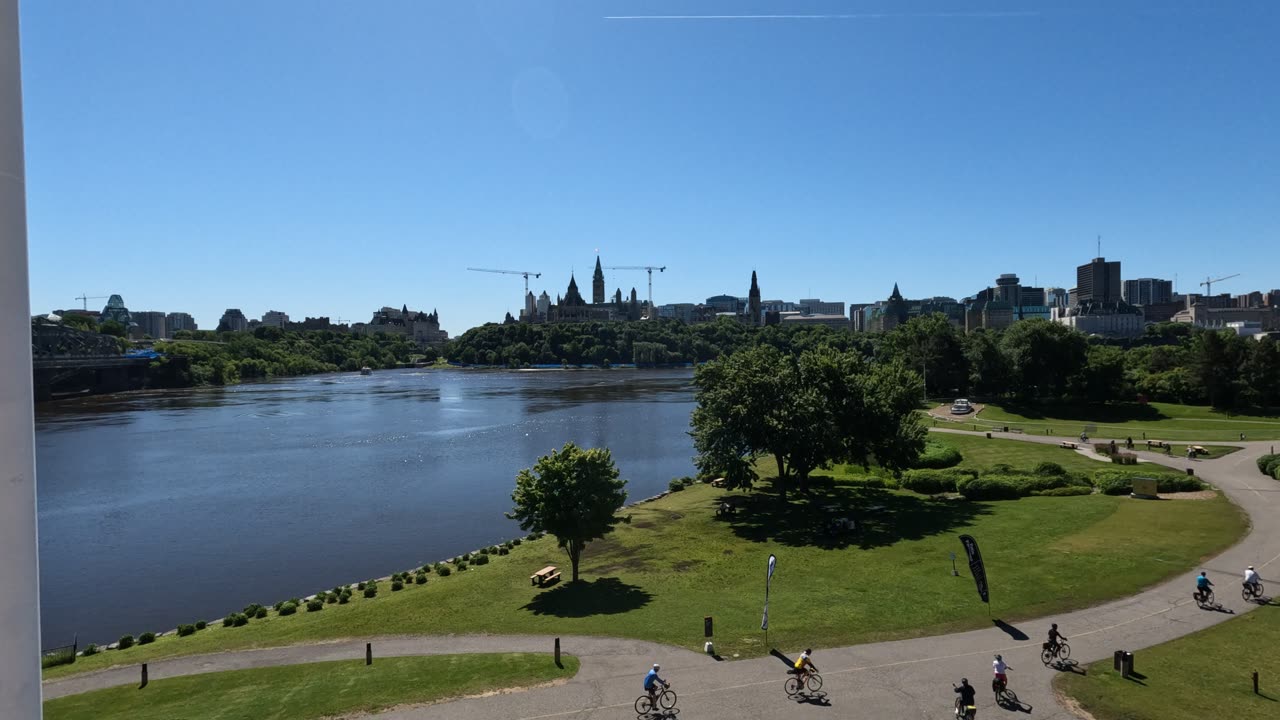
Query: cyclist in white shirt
xmin=992 ymin=654 xmax=1011 ymax=692
xmin=1245 ymin=566 xmax=1261 ymax=592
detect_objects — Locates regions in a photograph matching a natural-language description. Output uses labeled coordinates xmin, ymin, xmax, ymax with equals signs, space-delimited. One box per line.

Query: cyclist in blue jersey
xmin=643 ymin=663 xmax=668 ymax=704
xmin=1195 ymin=571 xmax=1214 ymax=602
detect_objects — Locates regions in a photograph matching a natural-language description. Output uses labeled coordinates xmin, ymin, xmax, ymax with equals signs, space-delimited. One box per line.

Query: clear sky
xmin=19 ymin=0 xmax=1280 ymax=334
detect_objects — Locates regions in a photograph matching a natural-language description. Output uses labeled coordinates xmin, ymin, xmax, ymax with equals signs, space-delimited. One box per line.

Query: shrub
xmin=243 ymin=603 xmax=263 ymax=617
xmin=1033 ymin=461 xmax=1067 ymax=477
xmin=177 ymin=624 xmax=195 ymax=637
xmin=511 ymin=538 xmax=522 ymax=546
xmin=497 ymin=547 xmax=509 ymax=555
xmin=473 ymin=554 xmax=490 ymax=566
xmin=306 ymin=598 xmax=324 ymax=612
xmin=325 ymin=593 xmax=337 ymax=604
xmin=667 ymin=478 xmax=685 ymax=492
xmin=222 ymin=616 xmax=236 ymax=628
xmin=332 ymin=586 xmax=343 ymax=595
xmin=459 ymin=553 xmax=472 ymax=562
xmin=256 ymin=607 xmax=269 ymax=617
xmin=1266 ymin=458 xmax=1280 ymax=477
xmin=421 ymin=564 xmax=433 ymax=574
xmin=278 ymin=602 xmax=298 ymax=616
xmin=233 ymin=613 xmax=248 ymax=627
xmin=1157 ymin=475 xmax=1205 ymax=493
xmin=391 ymin=580 xmax=404 ymax=591
xmin=843 ymin=474 xmax=898 ymax=489
xmin=195 ymin=620 xmax=207 ymax=630
xmin=1111 ymin=453 xmax=1139 ymax=465
xmin=338 ymin=593 xmax=350 ymax=604
xmin=681 ymin=476 xmax=697 ymax=487
xmin=1097 ymin=476 xmax=1133 ymax=495
xmin=900 ymin=468 xmax=975 ymax=495
xmin=1031 ymin=486 xmax=1093 ymax=497
xmin=363 ymin=585 xmax=378 ymax=598
xmin=456 ymin=561 xmax=468 ymax=571
xmin=81 ymin=644 xmax=98 ymax=656
xmin=957 ymin=477 xmax=1022 ymax=501
xmin=1257 ymin=454 xmax=1280 ymax=474
xmin=117 ymin=635 xmax=134 ymax=650
xmin=437 ymin=565 xmax=452 ymax=577
xmin=1093 ymin=442 xmax=1115 ymax=456
xmin=138 ymin=632 xmax=156 ymax=645
xmin=914 ymin=442 xmax=963 ymax=469
xmin=478 ymin=547 xmax=490 ymax=555
xmin=272 ymin=601 xmax=284 ymax=611
xmin=357 ymin=581 xmax=366 ymax=591
xmin=415 ymin=573 xmax=428 ymax=585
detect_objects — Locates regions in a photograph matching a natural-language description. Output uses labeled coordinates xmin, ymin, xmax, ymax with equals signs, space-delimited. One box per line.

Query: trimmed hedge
xmin=117 ymin=635 xmax=134 ymax=650
xmin=900 ymin=468 xmax=976 ymax=495
xmin=1031 ymin=485 xmax=1093 ymax=497
xmin=177 ymin=624 xmax=196 ymax=637
xmin=914 ymin=442 xmax=963 ymax=469
xmin=1033 ymin=461 xmax=1068 ymax=477
xmin=1093 ymin=470 xmax=1205 ymax=495
xmin=1265 ymin=457 xmax=1280 ymax=478
xmin=472 ymin=554 xmax=490 ymax=566
xmin=437 ymin=565 xmax=452 ymax=577
xmin=842 ymin=474 xmax=898 ymax=489
xmin=278 ymin=602 xmax=298 ymax=616
xmin=195 ymin=620 xmax=206 ymax=630
xmin=138 ymin=632 xmax=156 ymax=645
xmin=306 ymin=598 xmax=324 ymax=611
xmin=1110 ymin=453 xmax=1139 ymax=465
xmin=1257 ymin=454 xmax=1280 ymax=474
xmin=957 ymin=477 xmax=1022 ymax=500
xmin=667 ymin=478 xmax=685 ymax=492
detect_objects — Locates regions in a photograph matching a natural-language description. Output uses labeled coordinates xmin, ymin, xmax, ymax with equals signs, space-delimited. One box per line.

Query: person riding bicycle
xmin=1047 ymin=623 xmax=1067 ymax=654
xmin=992 ymin=654 xmax=1011 ymax=691
xmin=1245 ymin=566 xmax=1262 ymax=594
xmin=793 ymin=648 xmax=818 ymax=684
xmin=954 ymin=678 xmax=977 ymax=717
xmin=1196 ymin=571 xmax=1214 ymax=601
xmin=643 ymin=663 xmax=668 ymax=703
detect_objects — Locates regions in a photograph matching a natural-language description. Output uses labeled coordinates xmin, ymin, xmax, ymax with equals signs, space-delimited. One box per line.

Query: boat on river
xmin=359 ymin=366 xmax=373 ymax=376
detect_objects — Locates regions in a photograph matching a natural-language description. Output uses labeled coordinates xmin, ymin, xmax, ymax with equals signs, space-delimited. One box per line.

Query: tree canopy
xmin=507 ymin=443 xmax=629 ymax=583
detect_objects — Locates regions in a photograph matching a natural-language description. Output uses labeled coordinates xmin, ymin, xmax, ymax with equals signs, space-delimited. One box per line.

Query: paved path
xmin=44 ymin=432 xmax=1280 ymax=720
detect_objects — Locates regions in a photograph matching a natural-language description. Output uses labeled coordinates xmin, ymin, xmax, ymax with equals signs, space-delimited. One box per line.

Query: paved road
xmin=45 ymin=432 xmax=1280 ymax=720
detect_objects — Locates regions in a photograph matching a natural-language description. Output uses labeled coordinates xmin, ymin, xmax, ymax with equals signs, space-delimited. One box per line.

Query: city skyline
xmin=20 ymin=1 xmax=1280 ymax=333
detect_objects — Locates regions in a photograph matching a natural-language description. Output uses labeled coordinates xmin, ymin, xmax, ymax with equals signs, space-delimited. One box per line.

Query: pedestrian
xmin=1241 ymin=432 xmax=1246 ymax=441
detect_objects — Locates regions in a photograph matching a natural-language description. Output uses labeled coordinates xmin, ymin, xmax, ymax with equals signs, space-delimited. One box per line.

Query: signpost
xmin=762 ymin=554 xmax=776 ymax=647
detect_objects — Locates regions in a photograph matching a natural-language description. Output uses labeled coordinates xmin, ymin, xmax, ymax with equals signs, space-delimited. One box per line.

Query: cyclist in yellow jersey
xmin=793 ymin=648 xmax=818 ymax=684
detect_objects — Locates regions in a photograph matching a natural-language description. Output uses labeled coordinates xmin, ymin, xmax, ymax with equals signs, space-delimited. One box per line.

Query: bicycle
xmin=1040 ymin=641 xmax=1071 ymax=666
xmin=952 ymin=691 xmax=977 ymax=719
xmin=992 ymin=676 xmax=1017 ymax=705
xmin=1194 ymin=588 xmax=1215 ymax=608
xmin=634 ymin=684 xmax=676 ymax=716
xmin=1243 ymin=582 xmax=1265 ymax=602
xmin=785 ymin=670 xmax=823 ymax=696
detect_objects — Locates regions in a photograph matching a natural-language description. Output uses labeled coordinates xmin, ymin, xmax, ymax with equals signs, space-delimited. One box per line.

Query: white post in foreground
xmin=0 ymin=0 xmax=43 ymax=717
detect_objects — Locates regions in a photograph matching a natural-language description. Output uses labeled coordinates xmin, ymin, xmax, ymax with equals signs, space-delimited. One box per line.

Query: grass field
xmin=43 ymin=653 xmax=577 ymax=720
xmin=46 ymin=436 xmax=1246 ymax=680
xmin=924 ymin=432 xmax=1240 ymax=467
xmin=1056 ymin=608 xmax=1280 ymax=720
xmin=966 ymin=402 xmax=1280 ymax=442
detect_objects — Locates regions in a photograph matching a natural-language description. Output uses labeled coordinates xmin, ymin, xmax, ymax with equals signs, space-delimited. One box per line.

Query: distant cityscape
xmin=45 ymin=253 xmax=1280 ymax=345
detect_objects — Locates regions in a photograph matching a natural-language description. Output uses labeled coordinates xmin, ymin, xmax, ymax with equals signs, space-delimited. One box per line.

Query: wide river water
xmin=35 ymin=368 xmax=696 ymax=645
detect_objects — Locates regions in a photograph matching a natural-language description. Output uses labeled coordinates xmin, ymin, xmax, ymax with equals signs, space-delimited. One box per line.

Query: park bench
xmin=1059 ymin=441 xmax=1078 ymax=449
xmin=1146 ymin=440 xmax=1170 ymax=449
xmin=531 ymin=565 xmax=560 ymax=587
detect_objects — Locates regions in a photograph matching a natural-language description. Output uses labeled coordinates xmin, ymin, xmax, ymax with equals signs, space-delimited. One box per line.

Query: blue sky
xmin=20 ymin=0 xmax=1280 ymax=333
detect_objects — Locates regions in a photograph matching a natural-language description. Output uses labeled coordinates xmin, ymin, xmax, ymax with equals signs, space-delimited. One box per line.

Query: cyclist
xmin=1047 ymin=623 xmax=1067 ymax=655
xmin=643 ymin=663 xmax=668 ymax=704
xmin=1245 ymin=565 xmax=1262 ymax=594
xmin=793 ymin=648 xmax=818 ymax=685
xmin=992 ymin=654 xmax=1011 ymax=693
xmin=1196 ymin=571 xmax=1214 ymax=602
xmin=953 ymin=678 xmax=977 ymax=718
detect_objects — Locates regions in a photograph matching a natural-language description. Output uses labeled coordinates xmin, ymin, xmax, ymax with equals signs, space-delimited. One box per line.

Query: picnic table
xmin=1059 ymin=441 xmax=1078 ymax=449
xmin=1146 ymin=440 xmax=1170 ymax=449
xmin=530 ymin=565 xmax=560 ymax=587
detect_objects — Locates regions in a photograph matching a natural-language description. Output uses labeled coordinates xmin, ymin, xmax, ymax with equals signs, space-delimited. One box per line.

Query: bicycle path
xmin=43 ymin=433 xmax=1280 ymax=719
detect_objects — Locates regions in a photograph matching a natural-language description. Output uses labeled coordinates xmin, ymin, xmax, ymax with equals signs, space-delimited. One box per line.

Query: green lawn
xmin=923 ymin=432 xmax=1241 ymax=467
xmin=46 ymin=436 xmax=1246 ymax=680
xmin=970 ymin=402 xmax=1280 ymax=442
xmin=44 ymin=653 xmax=577 ymax=720
xmin=1056 ymin=609 xmax=1280 ymax=720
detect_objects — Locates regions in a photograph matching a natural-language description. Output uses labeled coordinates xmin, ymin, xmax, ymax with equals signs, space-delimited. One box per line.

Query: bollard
xmin=140 ymin=663 xmax=148 ymax=689
xmin=1254 ymin=670 xmax=1260 ymax=694
xmin=985 ymin=432 xmax=991 ymax=439
xmin=555 ymin=637 xmax=561 ymax=667
xmin=704 ymin=616 xmax=713 ymax=638
xmin=1186 ymin=468 xmax=1195 ymax=476
xmin=366 ymin=642 xmax=372 ymax=666
xmin=1113 ymin=650 xmax=1125 ymax=674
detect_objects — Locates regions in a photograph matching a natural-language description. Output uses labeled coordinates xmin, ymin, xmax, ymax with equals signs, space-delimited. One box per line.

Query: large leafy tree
xmin=999 ymin=319 xmax=1088 ymax=401
xmin=507 ymin=443 xmax=628 ymax=583
xmin=691 ymin=345 xmax=926 ymax=500
xmin=884 ymin=313 xmax=969 ymax=398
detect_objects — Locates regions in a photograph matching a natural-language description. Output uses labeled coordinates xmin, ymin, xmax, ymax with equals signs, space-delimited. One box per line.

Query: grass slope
xmin=44 ymin=653 xmax=577 ymax=720
xmin=972 ymin=401 xmax=1280 ymax=441
xmin=1056 ymin=609 xmax=1280 ymax=720
xmin=47 ymin=436 xmax=1245 ymax=680
xmin=925 ymin=433 xmax=1184 ymax=474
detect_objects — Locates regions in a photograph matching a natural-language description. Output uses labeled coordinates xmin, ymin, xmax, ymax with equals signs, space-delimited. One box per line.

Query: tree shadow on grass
xmin=715 ymin=478 xmax=989 ymax=549
xmin=521 ymin=577 xmax=652 ymax=618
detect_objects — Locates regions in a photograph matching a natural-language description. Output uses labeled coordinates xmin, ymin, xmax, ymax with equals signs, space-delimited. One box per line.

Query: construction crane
xmin=605 ymin=265 xmax=666 ymax=316
xmin=1199 ymin=274 xmax=1240 ymax=296
xmin=74 ymin=294 xmax=108 ymax=311
xmin=466 ymin=268 xmax=542 ymax=295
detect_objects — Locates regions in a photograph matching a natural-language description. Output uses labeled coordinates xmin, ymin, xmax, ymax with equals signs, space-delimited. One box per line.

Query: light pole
xmin=0 ymin=1 xmax=43 ymax=716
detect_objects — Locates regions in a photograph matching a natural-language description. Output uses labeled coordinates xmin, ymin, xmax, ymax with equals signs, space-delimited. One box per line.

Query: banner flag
xmin=958 ymin=535 xmax=989 ymax=604
xmin=762 ymin=554 xmax=776 ymax=630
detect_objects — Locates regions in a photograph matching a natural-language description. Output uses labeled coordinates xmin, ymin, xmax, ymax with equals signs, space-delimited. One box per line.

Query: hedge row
xmin=1258 ymin=454 xmax=1280 ymax=480
xmin=897 ymin=465 xmax=1204 ymax=500
xmin=913 ymin=442 xmax=963 ymax=469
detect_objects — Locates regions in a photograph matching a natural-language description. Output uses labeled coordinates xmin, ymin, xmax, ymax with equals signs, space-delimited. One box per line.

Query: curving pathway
xmin=44 ymin=432 xmax=1280 ymax=719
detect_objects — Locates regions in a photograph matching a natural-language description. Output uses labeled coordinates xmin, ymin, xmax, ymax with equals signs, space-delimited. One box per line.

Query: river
xmin=35 ymin=368 xmax=697 ymax=646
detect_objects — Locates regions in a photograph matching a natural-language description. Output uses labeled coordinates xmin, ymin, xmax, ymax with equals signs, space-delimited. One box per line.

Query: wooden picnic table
xmin=531 ymin=565 xmax=560 ymax=587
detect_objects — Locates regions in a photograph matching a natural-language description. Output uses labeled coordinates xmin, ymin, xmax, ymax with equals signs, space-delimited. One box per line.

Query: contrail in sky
xmin=605 ymin=12 xmax=1040 ymax=21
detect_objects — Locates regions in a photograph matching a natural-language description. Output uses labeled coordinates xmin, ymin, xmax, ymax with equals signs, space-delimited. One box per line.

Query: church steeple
xmin=748 ymin=270 xmax=762 ymax=326
xmin=592 ymin=256 xmax=605 ymax=304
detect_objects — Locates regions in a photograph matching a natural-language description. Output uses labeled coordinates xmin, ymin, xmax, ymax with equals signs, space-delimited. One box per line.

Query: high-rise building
xmin=1045 ymin=287 xmax=1068 ymax=309
xmin=165 ymin=312 xmax=197 ymax=335
xmin=592 ymin=257 xmax=605 ymax=305
xmin=133 ymin=311 xmax=166 ymax=339
xmin=994 ymin=274 xmax=1021 ymax=304
xmin=218 ymin=308 xmax=249 ymax=332
xmin=261 ymin=310 xmax=290 ymax=327
xmin=1235 ymin=291 xmax=1264 ymax=309
xmin=797 ymin=298 xmax=845 ymax=316
xmin=1075 ymin=257 xmax=1122 ymax=305
xmin=1019 ymin=286 xmax=1046 ymax=307
xmin=1122 ymin=278 xmax=1173 ymax=306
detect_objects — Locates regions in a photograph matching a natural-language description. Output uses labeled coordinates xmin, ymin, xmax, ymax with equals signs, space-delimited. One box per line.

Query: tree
xmin=1000 ymin=319 xmax=1087 ymax=401
xmin=884 ymin=313 xmax=968 ymax=399
xmin=963 ymin=329 xmax=1009 ymax=398
xmin=61 ymin=313 xmax=97 ymax=332
xmin=507 ymin=443 xmax=628 ymax=583
xmin=691 ymin=345 xmax=926 ymax=500
xmin=99 ymin=319 xmax=127 ymax=338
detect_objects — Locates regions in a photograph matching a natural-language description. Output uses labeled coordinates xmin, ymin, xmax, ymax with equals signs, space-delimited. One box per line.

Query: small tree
xmin=508 ymin=443 xmax=628 ymax=583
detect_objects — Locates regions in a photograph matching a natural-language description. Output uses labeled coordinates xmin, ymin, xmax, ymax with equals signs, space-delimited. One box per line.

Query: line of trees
xmin=447 ymin=316 xmax=1280 ymax=411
